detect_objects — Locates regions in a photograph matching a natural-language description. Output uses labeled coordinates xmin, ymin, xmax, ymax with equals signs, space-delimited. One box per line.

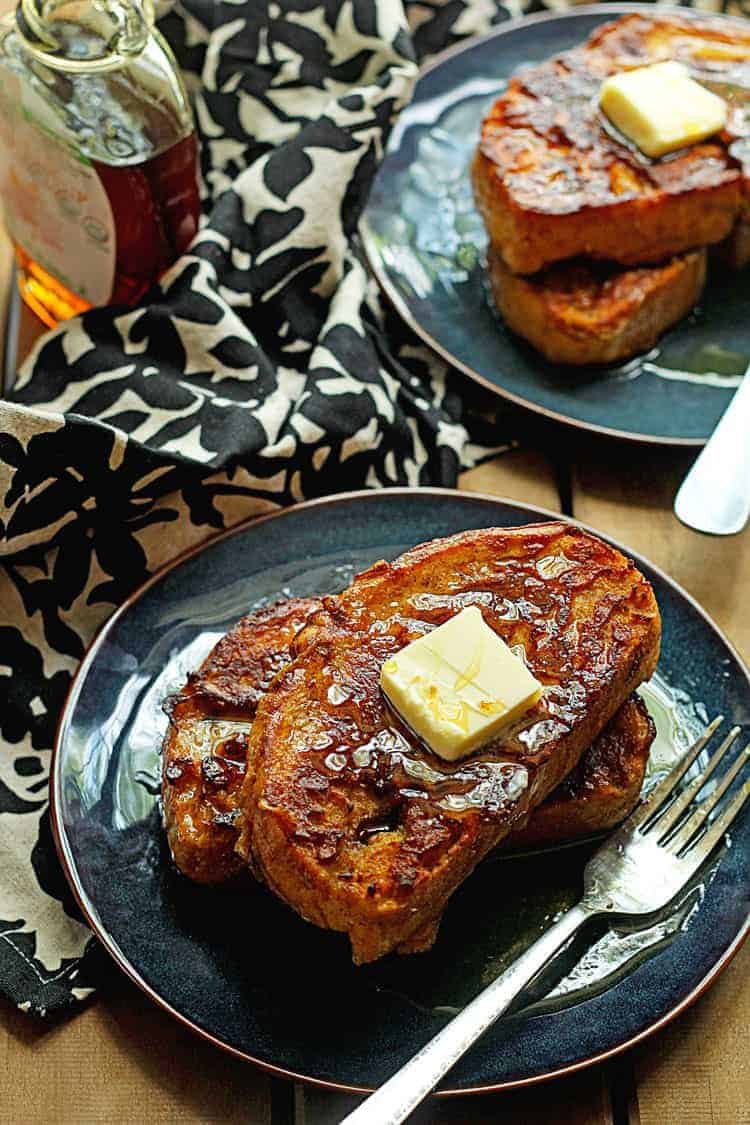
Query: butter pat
xmin=600 ymin=61 xmax=727 ymax=159
xmin=380 ymin=606 xmax=542 ymax=762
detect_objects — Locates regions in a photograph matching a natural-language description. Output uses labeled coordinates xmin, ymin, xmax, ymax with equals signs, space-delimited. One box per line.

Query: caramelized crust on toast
xmin=162 ymin=597 xmax=321 ymax=883
xmin=486 ymin=246 xmax=707 ymax=365
xmin=236 ymin=524 xmax=660 ymax=963
xmin=507 ymin=693 xmax=654 ymax=847
xmin=719 ymin=213 xmax=750 ymax=270
xmin=162 ymin=602 xmax=655 ymax=889
xmin=472 ymin=15 xmax=750 ymax=275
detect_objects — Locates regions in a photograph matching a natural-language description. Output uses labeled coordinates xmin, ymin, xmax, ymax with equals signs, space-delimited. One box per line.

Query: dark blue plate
xmin=53 ymin=490 xmax=750 ymax=1093
xmin=361 ymin=5 xmax=750 ymax=446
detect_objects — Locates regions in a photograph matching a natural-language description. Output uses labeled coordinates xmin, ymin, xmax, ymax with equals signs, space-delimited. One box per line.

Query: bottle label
xmin=0 ymin=69 xmax=116 ymax=305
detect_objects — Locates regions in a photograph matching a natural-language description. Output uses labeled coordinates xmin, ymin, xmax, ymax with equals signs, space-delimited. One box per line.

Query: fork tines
xmin=634 ymin=714 xmax=750 ymax=859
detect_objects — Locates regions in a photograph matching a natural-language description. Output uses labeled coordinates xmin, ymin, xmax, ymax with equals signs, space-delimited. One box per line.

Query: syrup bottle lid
xmin=15 ymin=0 xmax=154 ymax=72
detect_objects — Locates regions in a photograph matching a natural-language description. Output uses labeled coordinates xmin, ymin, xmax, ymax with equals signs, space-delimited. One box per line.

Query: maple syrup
xmin=0 ymin=0 xmax=200 ymax=327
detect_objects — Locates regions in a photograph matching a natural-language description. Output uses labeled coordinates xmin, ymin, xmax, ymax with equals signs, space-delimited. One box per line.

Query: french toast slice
xmin=719 ymin=212 xmax=750 ymax=270
xmin=486 ymin=245 xmax=707 ymax=365
xmin=162 ymin=597 xmax=321 ymax=883
xmin=236 ymin=523 xmax=661 ymax=963
xmin=506 ymin=692 xmax=654 ymax=848
xmin=472 ymin=15 xmax=750 ymax=275
xmin=162 ymin=602 xmax=655 ymax=887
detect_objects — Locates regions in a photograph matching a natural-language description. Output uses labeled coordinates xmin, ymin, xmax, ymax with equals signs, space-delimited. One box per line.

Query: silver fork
xmin=342 ymin=715 xmax=750 ymax=1125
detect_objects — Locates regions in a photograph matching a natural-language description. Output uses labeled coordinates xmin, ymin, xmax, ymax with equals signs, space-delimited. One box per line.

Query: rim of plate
xmin=360 ymin=3 xmax=749 ymax=450
xmin=51 ymin=487 xmax=750 ymax=1095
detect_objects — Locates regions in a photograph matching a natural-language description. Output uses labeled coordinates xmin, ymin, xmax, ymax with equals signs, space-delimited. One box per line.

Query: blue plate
xmin=52 ymin=490 xmax=750 ymax=1092
xmin=361 ymin=5 xmax=750 ymax=446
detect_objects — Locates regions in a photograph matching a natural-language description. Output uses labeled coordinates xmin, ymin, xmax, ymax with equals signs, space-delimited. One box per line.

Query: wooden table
xmin=1 ymin=223 xmax=748 ymax=1125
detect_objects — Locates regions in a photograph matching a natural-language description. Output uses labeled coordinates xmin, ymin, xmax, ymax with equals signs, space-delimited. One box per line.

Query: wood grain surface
xmin=0 ymin=32 xmax=747 ymax=1118
xmin=0 ymin=221 xmax=11 ymax=381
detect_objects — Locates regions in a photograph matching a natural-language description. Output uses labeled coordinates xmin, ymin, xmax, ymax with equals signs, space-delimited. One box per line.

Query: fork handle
xmin=341 ymin=901 xmax=595 ymax=1125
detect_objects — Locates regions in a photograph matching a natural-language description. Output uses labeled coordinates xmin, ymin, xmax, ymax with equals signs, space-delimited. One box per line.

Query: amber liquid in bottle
xmin=17 ymin=133 xmax=200 ymax=327
xmin=0 ymin=0 xmax=201 ymax=327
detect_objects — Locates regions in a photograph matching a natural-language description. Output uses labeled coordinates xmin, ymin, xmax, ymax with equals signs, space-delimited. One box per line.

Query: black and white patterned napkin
xmin=0 ymin=0 xmax=735 ymax=1016
xmin=0 ymin=0 xmax=517 ymax=1017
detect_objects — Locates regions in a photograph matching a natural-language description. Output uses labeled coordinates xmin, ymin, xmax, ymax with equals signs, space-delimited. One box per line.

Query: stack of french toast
xmin=471 ymin=15 xmax=750 ymax=365
xmin=162 ymin=522 xmax=660 ymax=963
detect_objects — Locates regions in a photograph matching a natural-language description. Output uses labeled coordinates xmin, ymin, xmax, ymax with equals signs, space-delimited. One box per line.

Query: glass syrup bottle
xmin=0 ymin=0 xmax=201 ymax=327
